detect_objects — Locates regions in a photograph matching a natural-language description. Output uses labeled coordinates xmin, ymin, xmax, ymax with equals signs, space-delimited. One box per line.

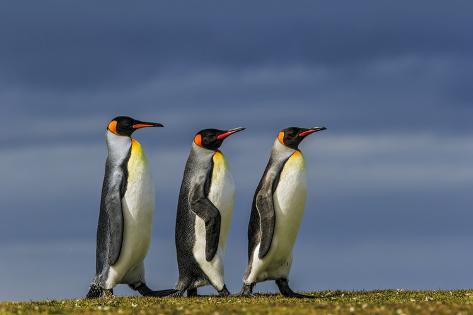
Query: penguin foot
xmin=276 ymin=279 xmax=314 ymax=299
xmin=239 ymin=283 xmax=255 ymax=297
xmin=187 ymin=288 xmax=198 ymax=297
xmin=129 ymin=283 xmax=177 ymax=297
xmin=86 ymin=284 xmax=113 ymax=299
xmin=217 ymin=285 xmax=230 ymax=297
xmin=169 ymin=289 xmax=186 ymax=297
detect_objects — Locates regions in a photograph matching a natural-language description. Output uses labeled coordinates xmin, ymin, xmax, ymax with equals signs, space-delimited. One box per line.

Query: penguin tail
xmin=152 ymin=289 xmax=179 ymax=297
xmin=130 ymin=283 xmax=177 ymax=297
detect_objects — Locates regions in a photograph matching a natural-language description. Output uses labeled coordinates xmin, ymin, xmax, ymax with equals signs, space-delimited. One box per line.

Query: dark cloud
xmin=0 ymin=1 xmax=472 ymax=89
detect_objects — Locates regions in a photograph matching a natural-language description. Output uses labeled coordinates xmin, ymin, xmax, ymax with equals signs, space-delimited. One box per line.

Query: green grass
xmin=1 ymin=290 xmax=472 ymax=315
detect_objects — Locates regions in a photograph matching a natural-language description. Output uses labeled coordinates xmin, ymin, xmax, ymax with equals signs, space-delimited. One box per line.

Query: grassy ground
xmin=1 ymin=290 xmax=472 ymax=315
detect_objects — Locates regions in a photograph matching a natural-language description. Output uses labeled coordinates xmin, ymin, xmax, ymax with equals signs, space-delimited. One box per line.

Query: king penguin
xmin=241 ymin=126 xmax=326 ymax=298
xmin=174 ymin=127 xmax=245 ymax=297
xmin=86 ymin=116 xmax=175 ymax=298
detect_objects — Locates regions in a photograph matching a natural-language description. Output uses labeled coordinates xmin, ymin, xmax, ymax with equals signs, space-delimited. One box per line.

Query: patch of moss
xmin=0 ymin=290 xmax=472 ymax=315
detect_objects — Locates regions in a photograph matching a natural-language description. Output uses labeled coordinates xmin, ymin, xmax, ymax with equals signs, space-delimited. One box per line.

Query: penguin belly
xmin=192 ymin=151 xmax=235 ymax=290
xmin=106 ymin=140 xmax=154 ymax=288
xmin=246 ymin=151 xmax=307 ymax=283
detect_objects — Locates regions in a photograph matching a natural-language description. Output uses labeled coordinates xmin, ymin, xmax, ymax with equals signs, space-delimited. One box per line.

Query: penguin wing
xmin=255 ymin=190 xmax=276 ymax=259
xmin=254 ymin=157 xmax=288 ymax=259
xmin=189 ymin=170 xmax=221 ymax=262
xmin=97 ymin=163 xmax=126 ymax=267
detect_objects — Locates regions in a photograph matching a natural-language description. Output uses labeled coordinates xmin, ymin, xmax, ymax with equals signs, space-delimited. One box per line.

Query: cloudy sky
xmin=0 ymin=1 xmax=472 ymax=301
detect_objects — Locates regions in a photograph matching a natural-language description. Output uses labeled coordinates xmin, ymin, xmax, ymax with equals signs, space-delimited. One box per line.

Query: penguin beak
xmin=132 ymin=120 xmax=164 ymax=129
xmin=217 ymin=127 xmax=246 ymax=140
xmin=298 ymin=127 xmax=326 ymax=137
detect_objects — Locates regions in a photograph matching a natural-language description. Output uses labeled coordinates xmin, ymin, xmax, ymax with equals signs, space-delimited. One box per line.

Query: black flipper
xmin=276 ymin=279 xmax=314 ymax=299
xmin=188 ymin=163 xmax=221 ymax=262
xmin=250 ymin=156 xmax=289 ymax=259
xmin=96 ymin=156 xmax=129 ymax=279
xmin=255 ymin=191 xmax=276 ymax=259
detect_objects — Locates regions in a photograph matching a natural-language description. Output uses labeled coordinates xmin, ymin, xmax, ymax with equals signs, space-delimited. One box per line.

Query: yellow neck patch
xmin=212 ymin=150 xmax=227 ymax=172
xmin=131 ymin=139 xmax=145 ymax=160
xmin=288 ymin=150 xmax=305 ymax=168
xmin=291 ymin=150 xmax=302 ymax=158
xmin=127 ymin=139 xmax=147 ymax=182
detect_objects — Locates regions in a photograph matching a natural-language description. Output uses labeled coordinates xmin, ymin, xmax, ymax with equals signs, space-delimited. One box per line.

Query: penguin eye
xmin=203 ymin=135 xmax=213 ymax=145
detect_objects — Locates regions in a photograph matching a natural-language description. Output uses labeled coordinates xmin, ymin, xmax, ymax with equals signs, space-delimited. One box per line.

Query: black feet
xmin=169 ymin=289 xmax=186 ymax=297
xmin=239 ymin=283 xmax=255 ymax=297
xmin=187 ymin=288 xmax=198 ymax=297
xmin=239 ymin=280 xmax=312 ymax=298
xmin=218 ymin=285 xmax=230 ymax=297
xmin=153 ymin=289 xmax=178 ymax=297
xmin=86 ymin=284 xmax=113 ymax=299
xmin=130 ymin=283 xmax=153 ymax=296
xmin=276 ymin=279 xmax=313 ymax=298
xmin=174 ymin=285 xmax=229 ymax=297
xmin=129 ymin=283 xmax=177 ymax=297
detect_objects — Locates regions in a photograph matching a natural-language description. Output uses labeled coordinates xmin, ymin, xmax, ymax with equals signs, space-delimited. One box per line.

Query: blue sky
xmin=0 ymin=1 xmax=472 ymax=301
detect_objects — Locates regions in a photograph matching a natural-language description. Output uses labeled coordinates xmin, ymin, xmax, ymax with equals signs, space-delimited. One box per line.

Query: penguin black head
xmin=278 ymin=126 xmax=326 ymax=149
xmin=194 ymin=127 xmax=245 ymax=150
xmin=107 ymin=116 xmax=163 ymax=137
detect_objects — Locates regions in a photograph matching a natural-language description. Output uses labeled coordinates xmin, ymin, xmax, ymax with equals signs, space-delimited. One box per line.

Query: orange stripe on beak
xmin=298 ymin=129 xmax=316 ymax=137
xmin=216 ymin=127 xmax=245 ymax=140
xmin=133 ymin=123 xmax=154 ymax=129
xmin=216 ymin=131 xmax=234 ymax=140
xmin=132 ymin=122 xmax=163 ymax=129
xmin=299 ymin=127 xmax=326 ymax=137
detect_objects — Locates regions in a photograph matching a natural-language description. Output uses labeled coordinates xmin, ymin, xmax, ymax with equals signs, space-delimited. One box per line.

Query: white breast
xmin=193 ymin=151 xmax=235 ymax=290
xmin=245 ymin=150 xmax=307 ymax=283
xmin=106 ymin=139 xmax=155 ymax=288
xmin=272 ymin=150 xmax=307 ymax=257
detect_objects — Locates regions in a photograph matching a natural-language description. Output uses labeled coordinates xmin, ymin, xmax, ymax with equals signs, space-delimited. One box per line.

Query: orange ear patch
xmin=108 ymin=120 xmax=118 ymax=134
xmin=277 ymin=131 xmax=285 ymax=144
xmin=194 ymin=134 xmax=202 ymax=146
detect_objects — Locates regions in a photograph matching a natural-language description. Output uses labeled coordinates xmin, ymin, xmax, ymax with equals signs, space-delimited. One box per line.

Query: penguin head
xmin=194 ymin=127 xmax=245 ymax=150
xmin=107 ymin=116 xmax=163 ymax=137
xmin=278 ymin=126 xmax=326 ymax=149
